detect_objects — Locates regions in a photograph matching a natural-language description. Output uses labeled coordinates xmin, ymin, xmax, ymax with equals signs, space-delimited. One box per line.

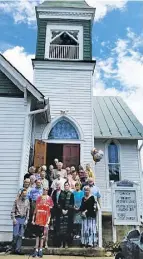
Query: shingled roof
xmin=93 ymin=96 xmax=143 ymax=139
xmin=39 ymin=0 xmax=93 ymax=9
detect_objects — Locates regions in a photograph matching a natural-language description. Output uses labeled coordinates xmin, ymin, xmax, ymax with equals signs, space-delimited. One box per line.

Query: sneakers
xmin=38 ymin=250 xmax=43 ymax=258
xmin=32 ymin=250 xmax=39 ymax=257
xmin=32 ymin=249 xmax=43 ymax=258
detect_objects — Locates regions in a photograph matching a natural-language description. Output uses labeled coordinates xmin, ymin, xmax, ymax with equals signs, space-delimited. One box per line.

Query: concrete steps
xmin=21 ymin=247 xmax=106 ymax=257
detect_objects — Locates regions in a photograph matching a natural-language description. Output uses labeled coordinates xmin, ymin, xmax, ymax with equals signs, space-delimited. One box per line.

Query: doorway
xmin=47 ymin=143 xmax=80 ymax=169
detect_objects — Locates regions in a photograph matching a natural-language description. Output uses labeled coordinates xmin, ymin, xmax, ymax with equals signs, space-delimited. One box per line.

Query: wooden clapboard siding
xmin=94 ymin=139 xmax=142 ymax=212
xmin=34 ymin=66 xmax=93 ymax=166
xmin=36 ymin=19 xmax=92 ymax=60
xmin=0 ymin=97 xmax=29 ymax=240
xmin=0 ymin=70 xmax=23 ymax=97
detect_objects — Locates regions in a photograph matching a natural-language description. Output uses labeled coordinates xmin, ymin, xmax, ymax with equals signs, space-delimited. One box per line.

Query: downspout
xmin=28 ymin=103 xmax=49 ymax=116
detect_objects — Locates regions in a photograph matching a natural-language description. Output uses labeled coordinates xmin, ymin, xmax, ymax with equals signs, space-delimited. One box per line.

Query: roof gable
xmin=0 ymin=70 xmax=23 ymax=97
xmin=0 ymin=54 xmax=44 ymax=101
xmin=93 ymin=96 xmax=143 ymax=140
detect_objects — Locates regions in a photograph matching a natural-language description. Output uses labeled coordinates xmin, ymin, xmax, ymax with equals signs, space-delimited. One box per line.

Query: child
xmin=32 ymin=188 xmax=53 ymax=257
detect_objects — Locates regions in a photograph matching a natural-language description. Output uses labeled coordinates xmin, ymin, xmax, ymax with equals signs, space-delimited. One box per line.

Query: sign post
xmin=111 ymin=180 xmax=141 ymax=242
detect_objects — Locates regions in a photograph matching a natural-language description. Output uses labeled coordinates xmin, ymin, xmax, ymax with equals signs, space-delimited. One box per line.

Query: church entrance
xmin=47 ymin=143 xmax=80 ymax=169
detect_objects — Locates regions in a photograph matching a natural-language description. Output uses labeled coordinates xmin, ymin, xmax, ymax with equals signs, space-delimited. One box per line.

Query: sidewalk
xmin=0 ymin=256 xmax=114 ymax=259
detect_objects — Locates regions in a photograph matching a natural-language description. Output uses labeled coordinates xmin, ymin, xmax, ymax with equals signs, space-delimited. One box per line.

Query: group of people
xmin=11 ymin=159 xmax=101 ymax=257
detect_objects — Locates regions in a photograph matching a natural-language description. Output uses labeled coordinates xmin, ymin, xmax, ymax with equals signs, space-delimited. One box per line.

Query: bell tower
xmin=33 ymin=0 xmax=96 ymax=166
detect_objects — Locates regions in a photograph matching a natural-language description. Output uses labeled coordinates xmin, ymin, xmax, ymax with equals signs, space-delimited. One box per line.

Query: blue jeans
xmin=13 ymin=217 xmax=25 ymax=251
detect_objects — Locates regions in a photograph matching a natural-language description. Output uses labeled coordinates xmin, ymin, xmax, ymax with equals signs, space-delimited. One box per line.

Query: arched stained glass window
xmin=108 ymin=141 xmax=120 ymax=183
xmin=48 ymin=119 xmax=79 ymax=140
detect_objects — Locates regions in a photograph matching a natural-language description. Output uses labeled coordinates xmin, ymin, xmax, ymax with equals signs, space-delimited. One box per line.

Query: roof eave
xmin=94 ymin=136 xmax=143 ymax=140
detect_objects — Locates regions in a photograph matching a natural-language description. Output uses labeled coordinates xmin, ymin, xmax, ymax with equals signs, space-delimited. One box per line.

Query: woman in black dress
xmin=58 ymin=181 xmax=74 ymax=248
xmin=80 ymin=185 xmax=97 ymax=247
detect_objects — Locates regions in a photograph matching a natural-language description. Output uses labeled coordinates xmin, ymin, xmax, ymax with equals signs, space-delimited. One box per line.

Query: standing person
xmin=66 ymin=167 xmax=72 ymax=182
xmin=58 ymin=182 xmax=74 ymax=248
xmin=54 ymin=162 xmax=67 ymax=179
xmin=40 ymin=170 xmax=49 ymax=189
xmin=51 ymin=173 xmax=66 ymax=192
xmin=24 ymin=166 xmax=36 ymax=180
xmin=80 ymin=186 xmax=97 ymax=248
xmin=81 ymin=171 xmax=89 ymax=189
xmin=73 ymin=183 xmax=84 ymax=238
xmin=18 ymin=178 xmax=30 ymax=198
xmin=85 ymin=164 xmax=95 ymax=180
xmin=54 ymin=158 xmax=59 ymax=168
xmin=88 ymin=178 xmax=101 ymax=206
xmin=47 ymin=165 xmax=55 ymax=184
xmin=35 ymin=167 xmax=41 ymax=180
xmin=29 ymin=175 xmax=36 ymax=190
xmin=78 ymin=166 xmax=86 ymax=184
xmin=69 ymin=169 xmax=80 ymax=192
xmin=51 ymin=182 xmax=63 ymax=247
xmin=11 ymin=189 xmax=30 ymax=254
xmin=29 ymin=179 xmax=43 ymax=218
xmin=32 ymin=188 xmax=53 ymax=257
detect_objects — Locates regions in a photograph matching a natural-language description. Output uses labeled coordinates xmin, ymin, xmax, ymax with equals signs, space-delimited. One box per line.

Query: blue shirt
xmin=29 ymin=187 xmax=43 ymax=201
xmin=90 ymin=185 xmax=101 ymax=199
xmin=73 ymin=190 xmax=84 ymax=208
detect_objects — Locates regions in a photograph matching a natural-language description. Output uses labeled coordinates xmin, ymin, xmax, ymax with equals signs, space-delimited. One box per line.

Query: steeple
xmin=38 ymin=0 xmax=93 ymax=9
xmin=35 ymin=0 xmax=95 ymax=60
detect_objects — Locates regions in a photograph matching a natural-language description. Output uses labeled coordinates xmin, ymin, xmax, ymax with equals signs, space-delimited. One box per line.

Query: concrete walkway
xmin=0 ymin=256 xmax=114 ymax=259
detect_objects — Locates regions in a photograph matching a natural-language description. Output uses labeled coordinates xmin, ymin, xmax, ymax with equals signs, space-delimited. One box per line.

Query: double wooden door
xmin=34 ymin=140 xmax=80 ymax=169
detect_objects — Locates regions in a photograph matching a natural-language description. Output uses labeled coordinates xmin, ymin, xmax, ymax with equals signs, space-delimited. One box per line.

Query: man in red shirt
xmin=32 ymin=188 xmax=53 ymax=257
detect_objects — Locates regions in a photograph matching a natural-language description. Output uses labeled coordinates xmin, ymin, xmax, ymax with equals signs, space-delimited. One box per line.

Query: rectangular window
xmin=108 ymin=142 xmax=120 ymax=183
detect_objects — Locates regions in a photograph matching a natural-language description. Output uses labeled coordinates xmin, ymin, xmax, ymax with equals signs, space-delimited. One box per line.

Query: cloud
xmin=94 ymin=28 xmax=143 ymax=125
xmin=0 ymin=0 xmax=128 ymax=24
xmin=2 ymin=46 xmax=34 ymax=83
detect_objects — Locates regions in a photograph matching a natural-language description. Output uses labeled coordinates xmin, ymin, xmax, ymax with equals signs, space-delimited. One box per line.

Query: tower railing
xmin=49 ymin=44 xmax=79 ymax=60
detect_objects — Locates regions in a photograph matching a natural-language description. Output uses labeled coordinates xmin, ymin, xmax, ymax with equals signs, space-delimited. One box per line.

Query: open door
xmin=34 ymin=140 xmax=47 ymax=168
xmin=63 ymin=144 xmax=80 ymax=168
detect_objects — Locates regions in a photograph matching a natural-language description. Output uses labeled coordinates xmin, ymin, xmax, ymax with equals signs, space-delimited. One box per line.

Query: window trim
xmin=105 ymin=139 xmax=121 ymax=188
xmin=45 ymin=24 xmax=83 ymax=60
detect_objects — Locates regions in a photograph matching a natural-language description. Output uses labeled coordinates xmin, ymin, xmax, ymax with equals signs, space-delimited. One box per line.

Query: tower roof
xmin=39 ymin=0 xmax=93 ymax=9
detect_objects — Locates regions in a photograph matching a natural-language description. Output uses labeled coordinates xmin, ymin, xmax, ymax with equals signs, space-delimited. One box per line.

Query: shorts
xmin=34 ymin=225 xmax=44 ymax=238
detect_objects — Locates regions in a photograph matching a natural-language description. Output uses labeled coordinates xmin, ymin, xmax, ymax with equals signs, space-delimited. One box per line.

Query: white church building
xmin=0 ymin=0 xmax=143 ymax=242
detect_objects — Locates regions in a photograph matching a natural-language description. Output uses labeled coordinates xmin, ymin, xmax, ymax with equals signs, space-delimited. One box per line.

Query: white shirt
xmin=51 ymin=178 xmax=66 ymax=191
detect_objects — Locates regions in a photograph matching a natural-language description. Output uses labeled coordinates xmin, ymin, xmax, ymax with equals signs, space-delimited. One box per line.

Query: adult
xmin=88 ymin=178 xmax=101 ymax=206
xmin=81 ymin=171 xmax=89 ymax=189
xmin=80 ymin=186 xmax=97 ymax=247
xmin=11 ymin=189 xmax=30 ymax=254
xmin=69 ymin=169 xmax=80 ymax=192
xmin=47 ymin=165 xmax=55 ymax=184
xmin=73 ymin=183 xmax=84 ymax=237
xmin=51 ymin=173 xmax=66 ymax=192
xmin=58 ymin=182 xmax=74 ymax=248
xmin=54 ymin=158 xmax=59 ymax=169
xmin=85 ymin=164 xmax=95 ymax=180
xmin=29 ymin=175 xmax=36 ymax=190
xmin=40 ymin=170 xmax=49 ymax=189
xmin=66 ymin=167 xmax=72 ymax=182
xmin=24 ymin=166 xmax=36 ymax=180
xmin=54 ymin=162 xmax=67 ymax=179
xmin=78 ymin=165 xmax=86 ymax=184
xmin=32 ymin=188 xmax=53 ymax=257
xmin=51 ymin=182 xmax=63 ymax=247
xmin=29 ymin=179 xmax=43 ymax=217
xmin=35 ymin=167 xmax=41 ymax=180
xmin=18 ymin=178 xmax=30 ymax=198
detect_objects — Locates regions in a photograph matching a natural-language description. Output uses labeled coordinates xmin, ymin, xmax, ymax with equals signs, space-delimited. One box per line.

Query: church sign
xmin=112 ymin=180 xmax=140 ymax=226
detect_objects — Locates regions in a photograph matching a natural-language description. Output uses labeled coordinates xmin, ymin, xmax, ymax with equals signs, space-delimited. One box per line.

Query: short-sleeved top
xmin=80 ymin=195 xmax=97 ymax=218
xmin=35 ymin=196 xmax=53 ymax=226
xmin=90 ymin=185 xmax=101 ymax=200
xmin=73 ymin=190 xmax=84 ymax=208
xmin=51 ymin=178 xmax=66 ymax=191
xmin=29 ymin=187 xmax=43 ymax=201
